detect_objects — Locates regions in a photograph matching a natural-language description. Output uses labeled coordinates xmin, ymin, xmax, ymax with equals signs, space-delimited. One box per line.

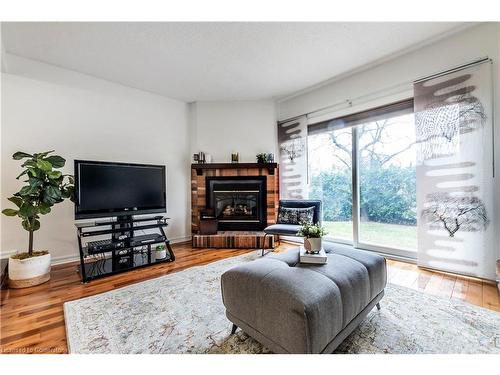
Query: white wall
xmin=189 ymin=100 xmax=277 ymax=163
xmin=278 ymin=22 xmax=500 ymax=267
xmin=1 ymin=54 xmax=191 ymax=264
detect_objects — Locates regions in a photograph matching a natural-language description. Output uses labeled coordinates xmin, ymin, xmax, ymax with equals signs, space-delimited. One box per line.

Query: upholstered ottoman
xmin=221 ymin=243 xmax=387 ymax=353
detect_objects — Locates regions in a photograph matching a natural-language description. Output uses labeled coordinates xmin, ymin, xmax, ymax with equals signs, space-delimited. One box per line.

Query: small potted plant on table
xmin=155 ymin=245 xmax=167 ymax=260
xmin=297 ymin=223 xmax=327 ymax=254
xmin=2 ymin=151 xmax=74 ymax=288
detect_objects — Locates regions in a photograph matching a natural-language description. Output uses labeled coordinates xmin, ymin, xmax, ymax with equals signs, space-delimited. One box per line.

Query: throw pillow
xmin=277 ymin=206 xmax=315 ymax=225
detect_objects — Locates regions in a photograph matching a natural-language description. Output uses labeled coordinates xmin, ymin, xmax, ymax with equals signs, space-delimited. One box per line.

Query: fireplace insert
xmin=206 ymin=176 xmax=267 ymax=230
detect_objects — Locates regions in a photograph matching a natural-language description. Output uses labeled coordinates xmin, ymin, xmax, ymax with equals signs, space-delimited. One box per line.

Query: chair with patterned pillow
xmin=261 ymin=199 xmax=322 ymax=256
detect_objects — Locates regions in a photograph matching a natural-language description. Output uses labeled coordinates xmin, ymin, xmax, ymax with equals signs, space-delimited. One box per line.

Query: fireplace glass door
xmin=213 ymin=190 xmax=259 ymax=222
xmin=206 ymin=176 xmax=267 ymax=230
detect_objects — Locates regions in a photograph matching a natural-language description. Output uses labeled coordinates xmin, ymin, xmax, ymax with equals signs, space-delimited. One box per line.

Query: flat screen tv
xmin=74 ymin=160 xmax=166 ymax=219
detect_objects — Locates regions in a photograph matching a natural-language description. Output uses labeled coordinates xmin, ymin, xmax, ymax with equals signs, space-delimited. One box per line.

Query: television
xmin=74 ymin=160 xmax=166 ymax=220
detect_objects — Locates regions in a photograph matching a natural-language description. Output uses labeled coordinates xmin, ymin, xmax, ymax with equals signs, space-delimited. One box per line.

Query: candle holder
xmin=231 ymin=152 xmax=239 ymax=163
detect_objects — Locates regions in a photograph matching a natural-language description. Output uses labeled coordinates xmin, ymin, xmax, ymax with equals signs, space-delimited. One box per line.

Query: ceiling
xmin=1 ymin=22 xmax=469 ymax=102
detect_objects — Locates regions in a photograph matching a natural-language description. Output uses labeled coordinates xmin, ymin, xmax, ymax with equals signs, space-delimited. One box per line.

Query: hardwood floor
xmin=1 ymin=242 xmax=498 ymax=354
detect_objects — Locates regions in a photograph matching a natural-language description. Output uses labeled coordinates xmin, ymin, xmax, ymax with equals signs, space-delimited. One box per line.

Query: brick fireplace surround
xmin=191 ymin=163 xmax=279 ymax=248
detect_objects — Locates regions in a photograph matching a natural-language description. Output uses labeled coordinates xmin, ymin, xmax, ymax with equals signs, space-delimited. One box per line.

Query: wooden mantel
xmin=191 ymin=162 xmax=278 ymax=176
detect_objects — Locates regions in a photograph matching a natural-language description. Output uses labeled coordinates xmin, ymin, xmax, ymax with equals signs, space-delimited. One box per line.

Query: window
xmin=308 ymin=99 xmax=417 ymax=258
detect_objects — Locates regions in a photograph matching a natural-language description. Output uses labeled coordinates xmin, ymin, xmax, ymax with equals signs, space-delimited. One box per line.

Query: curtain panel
xmin=277 ymin=116 xmax=308 ymax=199
xmin=414 ymin=60 xmax=496 ymax=280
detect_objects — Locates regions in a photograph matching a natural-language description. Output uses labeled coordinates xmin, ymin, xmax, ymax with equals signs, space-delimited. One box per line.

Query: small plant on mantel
xmin=2 ymin=150 xmax=74 ymax=288
xmin=256 ymin=153 xmax=268 ymax=163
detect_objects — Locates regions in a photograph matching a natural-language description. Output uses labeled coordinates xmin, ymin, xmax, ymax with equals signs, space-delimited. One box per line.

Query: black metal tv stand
xmin=75 ymin=215 xmax=175 ymax=283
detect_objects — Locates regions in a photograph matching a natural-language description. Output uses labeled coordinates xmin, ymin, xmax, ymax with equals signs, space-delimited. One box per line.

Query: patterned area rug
xmin=64 ymin=252 xmax=500 ymax=354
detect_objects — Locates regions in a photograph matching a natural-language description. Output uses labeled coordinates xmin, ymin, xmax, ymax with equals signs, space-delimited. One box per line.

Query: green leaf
xmin=2 ymin=208 xmax=18 ymax=216
xmin=7 ymin=196 xmax=23 ymax=207
xmin=42 ymin=194 xmax=57 ymax=205
xmin=44 ymin=155 xmax=66 ymax=168
xmin=19 ymin=185 xmax=35 ymax=196
xmin=19 ymin=203 xmax=36 ymax=218
xmin=61 ymin=185 xmax=75 ymax=200
xmin=22 ymin=219 xmax=31 ymax=231
xmin=43 ymin=185 xmax=61 ymax=204
xmin=32 ymin=219 xmax=41 ymax=231
xmin=38 ymin=203 xmax=52 ymax=215
xmin=21 ymin=218 xmax=40 ymax=232
xmin=45 ymin=185 xmax=62 ymax=199
xmin=36 ymin=159 xmax=52 ymax=172
xmin=22 ymin=160 xmax=37 ymax=168
xmin=47 ymin=170 xmax=62 ymax=179
xmin=33 ymin=150 xmax=54 ymax=159
xmin=13 ymin=151 xmax=33 ymax=160
xmin=28 ymin=177 xmax=44 ymax=188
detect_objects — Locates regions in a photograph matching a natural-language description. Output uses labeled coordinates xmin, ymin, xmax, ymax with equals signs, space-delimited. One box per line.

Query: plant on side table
xmin=2 ymin=151 xmax=74 ymax=288
xmin=297 ymin=222 xmax=327 ymax=254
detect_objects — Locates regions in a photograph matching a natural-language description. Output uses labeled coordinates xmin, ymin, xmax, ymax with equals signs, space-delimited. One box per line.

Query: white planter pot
xmin=8 ymin=253 xmax=51 ymax=288
xmin=155 ymin=249 xmax=167 ymax=260
xmin=304 ymin=237 xmax=322 ymax=253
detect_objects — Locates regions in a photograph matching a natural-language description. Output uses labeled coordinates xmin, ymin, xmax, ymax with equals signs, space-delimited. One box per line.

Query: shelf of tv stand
xmin=75 ymin=216 xmax=171 ymax=229
xmin=76 ymin=215 xmax=175 ymax=283
xmin=81 ymin=237 xmax=169 ymax=256
xmin=81 ymin=251 xmax=173 ymax=282
xmin=78 ymin=223 xmax=170 ymax=238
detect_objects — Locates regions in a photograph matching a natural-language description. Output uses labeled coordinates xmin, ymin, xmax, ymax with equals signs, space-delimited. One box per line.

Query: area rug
xmin=64 ymin=252 xmax=500 ymax=354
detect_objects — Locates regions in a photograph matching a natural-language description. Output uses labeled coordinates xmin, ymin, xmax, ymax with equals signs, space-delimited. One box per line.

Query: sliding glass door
xmin=357 ymin=113 xmax=417 ymax=255
xmin=308 ymin=99 xmax=417 ymax=258
xmin=308 ymin=127 xmax=353 ymax=242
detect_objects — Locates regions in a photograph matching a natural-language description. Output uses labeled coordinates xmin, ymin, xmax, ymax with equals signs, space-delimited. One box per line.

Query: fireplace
xmin=206 ymin=176 xmax=267 ymax=230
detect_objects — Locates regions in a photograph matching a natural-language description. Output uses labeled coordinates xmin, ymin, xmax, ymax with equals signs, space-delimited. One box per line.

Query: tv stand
xmin=75 ymin=215 xmax=175 ymax=283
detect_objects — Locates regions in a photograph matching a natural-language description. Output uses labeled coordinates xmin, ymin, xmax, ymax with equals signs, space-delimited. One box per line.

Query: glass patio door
xmin=355 ymin=112 xmax=417 ymax=258
xmin=308 ymin=99 xmax=417 ymax=259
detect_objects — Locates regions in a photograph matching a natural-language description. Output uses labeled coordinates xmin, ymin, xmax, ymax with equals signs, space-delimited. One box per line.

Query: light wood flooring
xmin=1 ymin=242 xmax=498 ymax=354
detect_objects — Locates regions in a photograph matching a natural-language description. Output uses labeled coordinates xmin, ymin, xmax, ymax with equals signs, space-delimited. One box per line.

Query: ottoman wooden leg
xmin=376 ymin=302 xmax=381 ymax=310
xmin=231 ymin=324 xmax=238 ymax=334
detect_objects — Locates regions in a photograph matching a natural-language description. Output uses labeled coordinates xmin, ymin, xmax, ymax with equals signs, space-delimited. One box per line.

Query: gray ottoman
xmin=221 ymin=243 xmax=387 ymax=353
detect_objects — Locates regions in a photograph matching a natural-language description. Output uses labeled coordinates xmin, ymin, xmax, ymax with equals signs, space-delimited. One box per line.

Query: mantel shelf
xmin=191 ymin=163 xmax=278 ymax=175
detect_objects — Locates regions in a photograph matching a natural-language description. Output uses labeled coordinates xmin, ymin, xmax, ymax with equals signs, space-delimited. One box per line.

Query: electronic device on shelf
xmin=127 ymin=233 xmax=166 ymax=247
xmin=86 ymin=239 xmax=125 ymax=254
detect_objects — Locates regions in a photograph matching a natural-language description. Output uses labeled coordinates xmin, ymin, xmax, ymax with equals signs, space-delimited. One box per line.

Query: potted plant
xmin=297 ymin=223 xmax=327 ymax=254
xmin=155 ymin=245 xmax=167 ymax=260
xmin=256 ymin=153 xmax=268 ymax=164
xmin=2 ymin=151 xmax=74 ymax=288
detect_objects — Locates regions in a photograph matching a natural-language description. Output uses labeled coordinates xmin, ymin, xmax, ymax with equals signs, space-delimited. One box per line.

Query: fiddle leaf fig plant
xmin=2 ymin=151 xmax=74 ymax=259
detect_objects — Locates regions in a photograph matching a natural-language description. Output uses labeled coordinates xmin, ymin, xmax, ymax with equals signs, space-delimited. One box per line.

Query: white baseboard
xmin=1 ymin=236 xmax=193 ymax=266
